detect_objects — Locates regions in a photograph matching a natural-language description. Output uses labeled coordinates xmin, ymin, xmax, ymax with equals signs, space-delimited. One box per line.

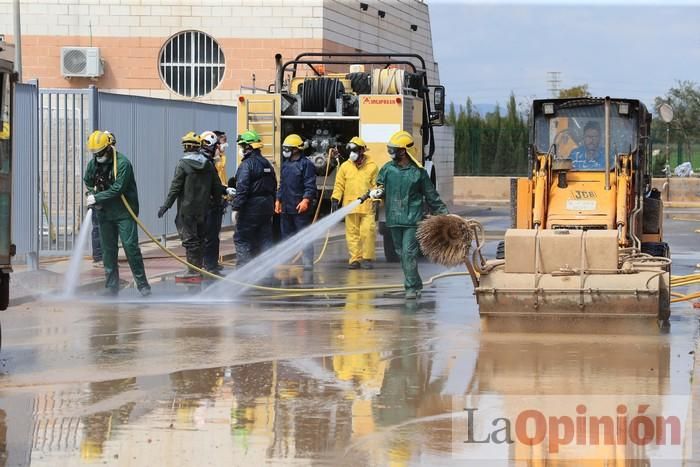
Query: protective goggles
xmin=282 ymin=145 xmax=297 ymax=152
xmin=387 ymin=146 xmax=400 ymax=156
xmin=346 ymin=143 xmax=363 ymax=152
xmin=94 ymin=146 xmax=112 ymax=158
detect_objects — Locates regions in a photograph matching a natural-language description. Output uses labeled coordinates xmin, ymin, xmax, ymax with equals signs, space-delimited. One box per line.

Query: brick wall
xmin=0 ymin=0 xmax=440 ymax=105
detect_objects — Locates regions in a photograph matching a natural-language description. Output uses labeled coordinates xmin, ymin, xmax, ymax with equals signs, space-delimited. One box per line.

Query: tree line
xmin=447 ymin=94 xmax=529 ymax=176
xmin=450 ymin=82 xmax=700 ymax=176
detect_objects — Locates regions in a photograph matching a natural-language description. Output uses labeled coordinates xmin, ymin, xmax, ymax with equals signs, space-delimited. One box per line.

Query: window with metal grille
xmin=159 ymin=31 xmax=225 ymax=98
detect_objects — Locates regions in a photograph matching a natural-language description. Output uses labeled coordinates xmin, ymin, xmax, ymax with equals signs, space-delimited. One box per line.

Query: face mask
xmin=388 ymin=148 xmax=398 ymax=160
xmin=349 ymin=151 xmax=359 ymax=162
xmin=282 ymin=150 xmax=292 ymax=159
xmin=239 ymin=146 xmax=253 ymax=158
xmin=220 ymin=142 xmax=229 ymax=150
xmin=95 ymin=147 xmax=112 ymax=164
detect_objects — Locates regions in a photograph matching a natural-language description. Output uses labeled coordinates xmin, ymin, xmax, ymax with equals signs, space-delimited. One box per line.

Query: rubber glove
xmin=87 ymin=194 xmax=96 ymax=207
xmin=369 ymin=188 xmax=384 ymax=200
xmin=226 ymin=187 xmax=236 ymax=197
xmin=274 ymin=199 xmax=282 ymax=214
xmin=157 ymin=206 xmax=168 ymax=218
xmin=330 ymin=198 xmax=339 ymax=213
xmin=296 ymin=198 xmax=310 ymax=214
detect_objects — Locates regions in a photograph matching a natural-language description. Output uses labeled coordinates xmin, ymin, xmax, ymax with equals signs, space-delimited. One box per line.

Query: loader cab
xmin=532 ymin=99 xmax=643 ymax=172
xmin=522 ymin=98 xmax=652 ymax=238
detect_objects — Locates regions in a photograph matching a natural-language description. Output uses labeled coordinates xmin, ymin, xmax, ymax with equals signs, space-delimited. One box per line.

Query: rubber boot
xmin=184 ymin=249 xmax=203 ymax=278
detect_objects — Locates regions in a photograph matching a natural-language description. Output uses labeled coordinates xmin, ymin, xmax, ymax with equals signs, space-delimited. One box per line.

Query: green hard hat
xmin=237 ymin=129 xmax=261 ymax=145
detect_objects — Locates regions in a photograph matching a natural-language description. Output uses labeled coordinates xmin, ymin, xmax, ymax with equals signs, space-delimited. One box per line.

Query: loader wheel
xmin=641 ymin=241 xmax=671 ymax=272
xmin=496 ymin=241 xmax=505 ymax=260
xmin=0 ymin=272 xmax=8 ymax=311
xmin=658 ymin=278 xmax=671 ymax=324
xmin=641 ymin=241 xmax=672 ymax=324
xmin=643 ymin=197 xmax=662 ymax=234
xmin=641 ymin=241 xmax=669 ymax=258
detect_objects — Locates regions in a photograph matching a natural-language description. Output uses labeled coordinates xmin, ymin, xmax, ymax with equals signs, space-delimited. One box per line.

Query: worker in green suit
xmin=84 ymin=130 xmax=151 ymax=297
xmin=370 ymin=131 xmax=448 ymax=300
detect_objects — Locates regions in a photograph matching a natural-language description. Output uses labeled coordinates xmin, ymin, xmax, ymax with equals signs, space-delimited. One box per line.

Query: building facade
xmin=0 ymin=0 xmax=441 ymax=105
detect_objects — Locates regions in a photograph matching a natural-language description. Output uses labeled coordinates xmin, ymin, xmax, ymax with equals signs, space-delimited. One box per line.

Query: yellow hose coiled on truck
xmin=371 ymin=69 xmax=404 ymax=95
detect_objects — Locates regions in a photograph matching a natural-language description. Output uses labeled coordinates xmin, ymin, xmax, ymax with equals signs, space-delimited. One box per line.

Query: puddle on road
xmin=0 ymin=271 xmax=696 ymax=466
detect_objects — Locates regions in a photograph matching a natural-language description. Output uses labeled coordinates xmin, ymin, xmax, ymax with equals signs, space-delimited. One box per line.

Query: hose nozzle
xmin=358 ymin=191 xmax=370 ymax=203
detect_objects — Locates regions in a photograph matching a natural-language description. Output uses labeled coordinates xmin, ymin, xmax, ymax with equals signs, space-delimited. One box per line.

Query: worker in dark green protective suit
xmin=370 ymin=131 xmax=448 ymax=299
xmin=84 ymin=130 xmax=151 ymax=297
xmin=158 ymin=132 xmax=227 ymax=278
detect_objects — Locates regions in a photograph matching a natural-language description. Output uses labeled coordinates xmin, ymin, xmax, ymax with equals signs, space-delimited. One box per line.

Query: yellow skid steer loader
xmin=477 ymin=97 xmax=670 ymax=324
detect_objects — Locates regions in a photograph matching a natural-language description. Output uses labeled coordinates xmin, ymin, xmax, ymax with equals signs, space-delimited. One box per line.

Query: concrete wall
xmin=453 ymin=176 xmax=700 ymax=205
xmin=454 ymin=176 xmax=511 ymax=203
xmin=433 ymin=125 xmax=454 ymax=206
xmin=0 ymin=0 xmax=439 ymax=105
xmin=651 ymin=177 xmax=700 ymax=203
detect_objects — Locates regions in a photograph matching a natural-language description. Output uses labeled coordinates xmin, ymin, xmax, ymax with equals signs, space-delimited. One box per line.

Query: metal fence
xmin=39 ymin=87 xmax=96 ymax=255
xmin=97 ymin=93 xmax=236 ymax=241
xmin=12 ymin=83 xmax=237 ymax=264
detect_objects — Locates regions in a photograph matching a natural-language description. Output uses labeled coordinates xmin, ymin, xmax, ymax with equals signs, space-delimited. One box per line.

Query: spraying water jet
xmin=62 ymin=208 xmax=94 ymax=298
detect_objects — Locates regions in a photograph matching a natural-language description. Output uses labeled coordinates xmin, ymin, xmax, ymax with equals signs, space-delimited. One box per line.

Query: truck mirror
xmin=434 ymin=86 xmax=444 ymax=108
xmin=429 ymin=85 xmax=445 ymax=127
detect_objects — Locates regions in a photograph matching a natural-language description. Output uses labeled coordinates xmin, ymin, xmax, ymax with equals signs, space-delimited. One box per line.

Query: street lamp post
xmin=658 ymin=103 xmax=674 ymax=202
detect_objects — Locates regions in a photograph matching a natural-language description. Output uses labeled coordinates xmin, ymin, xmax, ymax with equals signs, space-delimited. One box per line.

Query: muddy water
xmin=0 ymin=235 xmax=698 ymax=466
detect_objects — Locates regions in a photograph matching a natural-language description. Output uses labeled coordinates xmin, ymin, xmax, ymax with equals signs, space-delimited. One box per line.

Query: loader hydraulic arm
xmin=616 ymin=154 xmax=632 ymax=245
xmin=532 ymin=152 xmax=550 ymax=228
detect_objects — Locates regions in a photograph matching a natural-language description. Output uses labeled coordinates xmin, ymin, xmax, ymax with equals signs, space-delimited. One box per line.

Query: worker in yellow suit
xmin=213 ymin=131 xmax=228 ymax=185
xmin=331 ymin=137 xmax=378 ymax=269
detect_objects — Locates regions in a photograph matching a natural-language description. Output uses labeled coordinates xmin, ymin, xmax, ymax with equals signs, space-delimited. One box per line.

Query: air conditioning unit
xmin=61 ymin=47 xmax=103 ymax=78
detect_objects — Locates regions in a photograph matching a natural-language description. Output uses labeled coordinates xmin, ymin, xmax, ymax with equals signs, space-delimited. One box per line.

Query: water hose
xmin=291 ymin=147 xmax=334 ymax=265
xmin=107 ymin=149 xmax=700 ymax=300
xmin=110 ymin=147 xmax=427 ymax=295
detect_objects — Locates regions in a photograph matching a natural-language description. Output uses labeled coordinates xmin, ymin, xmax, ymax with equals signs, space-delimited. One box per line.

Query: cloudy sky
xmin=430 ymin=0 xmax=700 ymax=110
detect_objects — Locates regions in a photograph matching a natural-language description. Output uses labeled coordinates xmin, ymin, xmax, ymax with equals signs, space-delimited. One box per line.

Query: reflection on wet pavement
xmin=0 ymin=229 xmax=697 ymax=466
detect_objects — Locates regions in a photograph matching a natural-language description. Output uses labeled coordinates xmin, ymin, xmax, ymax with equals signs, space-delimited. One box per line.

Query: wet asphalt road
xmin=0 ymin=206 xmax=699 ymax=466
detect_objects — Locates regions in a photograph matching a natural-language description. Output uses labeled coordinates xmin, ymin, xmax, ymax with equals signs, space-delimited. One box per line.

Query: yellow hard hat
xmin=387 ymin=130 xmax=422 ymax=168
xmin=182 ymin=131 xmax=202 ymax=146
xmin=87 ymin=130 xmax=112 ymax=153
xmin=282 ymin=134 xmax=304 ymax=150
xmin=347 ymin=136 xmax=368 ymax=152
xmin=387 ymin=130 xmax=414 ymax=150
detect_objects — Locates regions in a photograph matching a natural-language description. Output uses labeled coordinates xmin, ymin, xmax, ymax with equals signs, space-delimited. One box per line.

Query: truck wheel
xmin=496 ymin=241 xmax=505 ymax=260
xmin=0 ymin=272 xmax=9 ymax=311
xmin=382 ymin=230 xmax=400 ymax=263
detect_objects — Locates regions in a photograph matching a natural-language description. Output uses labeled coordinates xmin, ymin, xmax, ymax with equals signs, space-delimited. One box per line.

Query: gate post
xmin=27 ymin=79 xmax=39 ymax=269
xmin=89 ymin=85 xmax=98 ymax=132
